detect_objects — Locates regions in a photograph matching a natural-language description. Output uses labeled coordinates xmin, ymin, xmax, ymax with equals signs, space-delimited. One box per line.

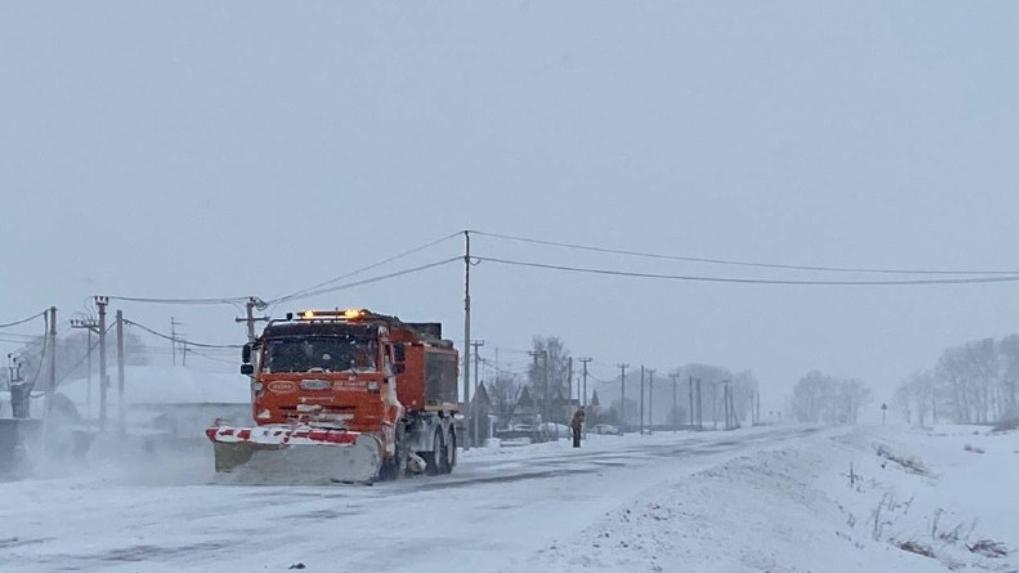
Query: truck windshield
xmin=263 ymin=336 xmax=377 ymax=373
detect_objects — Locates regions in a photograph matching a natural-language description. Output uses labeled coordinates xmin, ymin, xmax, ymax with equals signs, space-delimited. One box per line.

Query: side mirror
xmin=393 ymin=344 xmax=406 ymax=363
xmin=240 ymin=363 xmax=254 ymax=376
xmin=241 ymin=344 xmax=252 ymax=363
xmin=393 ymin=363 xmax=406 ymax=375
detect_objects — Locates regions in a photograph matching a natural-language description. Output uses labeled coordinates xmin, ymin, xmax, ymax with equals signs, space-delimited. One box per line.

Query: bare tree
xmin=789 ymin=370 xmax=871 ymax=424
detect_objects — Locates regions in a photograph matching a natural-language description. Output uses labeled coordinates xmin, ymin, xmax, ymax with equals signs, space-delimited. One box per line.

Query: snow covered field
xmin=1 ymin=424 xmax=1015 ymax=573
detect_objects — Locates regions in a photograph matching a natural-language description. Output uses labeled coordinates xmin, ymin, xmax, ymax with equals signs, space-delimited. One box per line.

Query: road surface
xmin=0 ymin=425 xmax=822 ymax=573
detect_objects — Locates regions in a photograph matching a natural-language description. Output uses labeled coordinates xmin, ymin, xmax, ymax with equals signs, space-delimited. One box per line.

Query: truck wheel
xmin=442 ymin=427 xmax=456 ymax=474
xmin=377 ymin=456 xmax=398 ymax=481
xmin=378 ymin=424 xmax=408 ymax=482
xmin=424 ymin=428 xmax=444 ymax=476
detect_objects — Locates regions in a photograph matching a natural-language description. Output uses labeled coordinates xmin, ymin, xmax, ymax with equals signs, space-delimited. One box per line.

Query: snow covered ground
xmin=1 ymin=424 xmax=1015 ymax=573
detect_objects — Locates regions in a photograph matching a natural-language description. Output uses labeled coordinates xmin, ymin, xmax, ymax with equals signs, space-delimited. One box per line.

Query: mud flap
xmin=213 ymin=433 xmax=384 ymax=484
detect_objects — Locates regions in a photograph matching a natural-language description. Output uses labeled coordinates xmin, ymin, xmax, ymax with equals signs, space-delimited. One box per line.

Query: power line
xmin=123 ymin=319 xmax=243 ymax=349
xmin=470 ymin=229 xmax=1019 ymax=276
xmin=105 ymin=295 xmax=252 ymax=306
xmin=186 ymin=348 xmax=238 ymax=365
xmin=270 ymin=256 xmax=462 ymax=305
xmin=268 ymin=232 xmax=462 ymax=306
xmin=475 ymin=256 xmax=1019 ymax=287
xmin=25 ymin=314 xmax=50 ymax=391
xmin=478 ymin=356 xmax=527 ymax=378
xmin=0 ymin=310 xmax=47 ymax=329
xmin=52 ymin=323 xmax=110 ymax=389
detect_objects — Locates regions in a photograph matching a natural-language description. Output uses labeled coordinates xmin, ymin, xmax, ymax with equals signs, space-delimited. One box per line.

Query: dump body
xmin=206 ymin=309 xmax=459 ymax=482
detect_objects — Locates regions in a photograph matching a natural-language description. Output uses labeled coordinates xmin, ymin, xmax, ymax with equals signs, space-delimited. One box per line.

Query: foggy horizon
xmin=4 ymin=2 xmax=1019 ymax=415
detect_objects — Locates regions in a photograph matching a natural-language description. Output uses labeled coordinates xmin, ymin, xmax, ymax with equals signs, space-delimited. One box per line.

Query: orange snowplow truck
xmin=206 ymin=308 xmax=460 ymax=483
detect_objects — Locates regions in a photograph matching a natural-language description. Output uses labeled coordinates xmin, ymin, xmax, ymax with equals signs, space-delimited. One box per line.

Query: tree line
xmin=787 ymin=370 xmax=871 ymax=424
xmin=485 ymin=335 xmax=762 ymax=429
xmin=894 ymin=335 xmax=1019 ymax=425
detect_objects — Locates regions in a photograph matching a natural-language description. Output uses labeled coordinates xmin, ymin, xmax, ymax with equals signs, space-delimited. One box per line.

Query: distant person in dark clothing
xmin=571 ymin=407 xmax=586 ymax=448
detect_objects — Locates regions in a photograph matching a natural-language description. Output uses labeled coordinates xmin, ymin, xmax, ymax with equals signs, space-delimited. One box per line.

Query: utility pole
xmin=543 ymin=351 xmax=554 ymax=439
xmin=639 ymin=365 xmax=645 ymax=436
xmin=723 ymin=382 xmax=730 ymax=430
xmin=567 ymin=356 xmax=573 ymax=405
xmin=170 ymin=317 xmax=181 ymax=366
xmin=462 ymin=230 xmax=472 ymax=451
xmin=96 ymin=296 xmax=109 ymax=431
xmin=471 ymin=339 xmax=485 ymax=447
xmin=71 ymin=315 xmax=101 ymax=419
xmin=8 ymin=355 xmax=27 ymax=419
xmin=756 ymin=390 xmax=761 ymax=426
xmin=688 ymin=376 xmax=694 ymax=430
xmin=235 ymin=297 xmax=269 ymax=343
xmin=579 ymin=358 xmax=592 ymax=408
xmin=46 ymin=306 xmax=56 ymax=416
xmin=618 ymin=364 xmax=629 ymax=433
xmin=647 ymin=369 xmax=655 ymax=434
xmin=696 ymin=378 xmax=703 ymax=430
xmin=116 ymin=310 xmax=126 ymax=436
xmin=87 ymin=329 xmax=92 ymax=417
xmin=712 ymin=380 xmax=718 ymax=430
xmin=671 ymin=373 xmax=679 ymax=432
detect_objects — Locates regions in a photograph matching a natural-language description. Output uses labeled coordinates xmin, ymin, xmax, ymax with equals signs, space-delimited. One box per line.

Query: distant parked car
xmin=591 ymin=423 xmax=622 ymax=435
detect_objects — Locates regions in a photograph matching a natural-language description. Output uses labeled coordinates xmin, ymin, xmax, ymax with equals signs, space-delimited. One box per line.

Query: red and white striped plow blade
xmin=206 ymin=425 xmax=383 ymax=484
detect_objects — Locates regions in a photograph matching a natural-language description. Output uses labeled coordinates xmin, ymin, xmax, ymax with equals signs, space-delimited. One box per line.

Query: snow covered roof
xmin=55 ymin=366 xmax=250 ymax=406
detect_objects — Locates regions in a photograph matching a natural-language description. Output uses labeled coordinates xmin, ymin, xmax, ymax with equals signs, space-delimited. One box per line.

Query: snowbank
xmin=530 ymin=425 xmax=1019 ymax=572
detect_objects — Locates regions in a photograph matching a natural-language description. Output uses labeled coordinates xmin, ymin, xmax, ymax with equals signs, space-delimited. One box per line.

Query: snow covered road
xmin=0 ymin=426 xmax=822 ymax=573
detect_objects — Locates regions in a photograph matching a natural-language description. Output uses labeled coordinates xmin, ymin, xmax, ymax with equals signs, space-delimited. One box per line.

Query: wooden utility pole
xmin=462 ymin=230 xmax=471 ymax=451
xmin=579 ymin=357 xmax=592 ymax=408
xmin=696 ymin=378 xmax=703 ymax=430
xmin=170 ymin=317 xmax=181 ymax=366
xmin=647 ymin=369 xmax=655 ymax=434
xmin=471 ymin=339 xmax=485 ymax=447
xmin=639 ymin=366 xmax=645 ymax=436
xmin=87 ymin=329 xmax=92 ymax=417
xmin=116 ymin=310 xmax=126 ymax=436
xmin=45 ymin=306 xmax=56 ymax=416
xmin=71 ymin=316 xmax=100 ymax=418
xmin=756 ymin=390 xmax=761 ymax=426
xmin=712 ymin=381 xmax=718 ymax=430
xmin=617 ymin=364 xmax=629 ymax=433
xmin=96 ymin=296 xmax=109 ymax=431
xmin=671 ymin=373 xmax=679 ymax=432
xmin=567 ymin=356 xmax=573 ymax=405
xmin=688 ymin=376 xmax=694 ymax=430
xmin=235 ymin=297 xmax=269 ymax=344
xmin=723 ymin=383 xmax=731 ymax=429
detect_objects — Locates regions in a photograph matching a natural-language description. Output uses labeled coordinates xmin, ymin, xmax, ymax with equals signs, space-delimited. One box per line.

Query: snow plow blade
xmin=206 ymin=425 xmax=383 ymax=484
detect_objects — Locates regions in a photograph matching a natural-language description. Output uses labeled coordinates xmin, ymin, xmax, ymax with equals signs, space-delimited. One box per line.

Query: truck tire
xmin=424 ymin=428 xmax=444 ymax=476
xmin=441 ymin=427 xmax=456 ymax=474
xmin=377 ymin=423 xmax=408 ymax=482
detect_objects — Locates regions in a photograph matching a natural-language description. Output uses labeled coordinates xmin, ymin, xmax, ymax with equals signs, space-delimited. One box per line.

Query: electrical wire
xmin=478 ymin=356 xmax=527 ymax=378
xmin=51 ymin=324 xmax=110 ymax=388
xmin=475 ymin=256 xmax=1019 ymax=286
xmin=470 ymin=229 xmax=1019 ymax=276
xmin=0 ymin=309 xmax=47 ymax=329
xmin=24 ymin=314 xmax=49 ymax=390
xmin=270 ymin=256 xmax=463 ymax=305
xmin=186 ymin=348 xmax=238 ymax=365
xmin=105 ymin=295 xmax=252 ymax=306
xmin=268 ymin=231 xmax=463 ymax=306
xmin=123 ymin=319 xmax=243 ymax=349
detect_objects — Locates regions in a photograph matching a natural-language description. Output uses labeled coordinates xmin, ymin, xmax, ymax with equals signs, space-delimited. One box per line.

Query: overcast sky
xmin=3 ymin=2 xmax=1018 ymax=413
